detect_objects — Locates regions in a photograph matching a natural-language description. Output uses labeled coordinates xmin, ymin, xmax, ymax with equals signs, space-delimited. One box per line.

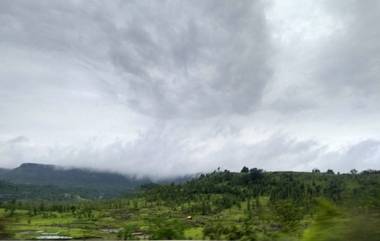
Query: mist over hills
xmin=0 ymin=163 xmax=148 ymax=199
xmin=0 ymin=163 xmax=195 ymax=200
xmin=0 ymin=163 xmax=147 ymax=189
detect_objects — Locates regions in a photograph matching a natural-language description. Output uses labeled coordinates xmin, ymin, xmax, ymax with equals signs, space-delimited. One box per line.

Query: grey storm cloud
xmin=0 ymin=0 xmax=273 ymax=119
xmin=107 ymin=1 xmax=273 ymax=118
xmin=316 ymin=0 xmax=380 ymax=100
xmin=1 ymin=0 xmax=380 ymax=176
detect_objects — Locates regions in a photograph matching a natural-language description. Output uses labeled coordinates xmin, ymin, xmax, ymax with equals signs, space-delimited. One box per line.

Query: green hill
xmin=1 ymin=167 xmax=379 ymax=240
xmin=0 ymin=163 xmax=151 ymax=199
xmin=139 ymin=168 xmax=380 ymax=240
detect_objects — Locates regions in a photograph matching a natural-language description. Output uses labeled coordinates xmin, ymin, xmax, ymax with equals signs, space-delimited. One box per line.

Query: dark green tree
xmin=241 ymin=166 xmax=249 ymax=173
xmin=0 ymin=218 xmax=9 ymax=239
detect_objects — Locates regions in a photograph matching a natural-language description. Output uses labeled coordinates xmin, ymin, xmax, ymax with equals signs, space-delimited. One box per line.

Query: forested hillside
xmin=0 ymin=167 xmax=379 ymax=240
xmin=0 ymin=163 xmax=148 ymax=190
xmin=140 ymin=168 xmax=380 ymax=240
xmin=0 ymin=163 xmax=152 ymax=199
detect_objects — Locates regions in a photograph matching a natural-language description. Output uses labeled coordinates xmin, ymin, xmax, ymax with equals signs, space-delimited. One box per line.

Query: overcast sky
xmin=1 ymin=0 xmax=380 ymax=177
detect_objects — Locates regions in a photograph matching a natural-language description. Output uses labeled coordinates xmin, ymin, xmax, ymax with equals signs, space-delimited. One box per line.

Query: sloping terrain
xmin=0 ymin=163 xmax=150 ymax=199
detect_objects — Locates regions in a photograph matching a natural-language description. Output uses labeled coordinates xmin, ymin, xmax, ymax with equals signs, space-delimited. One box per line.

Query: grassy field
xmin=0 ymin=197 xmax=313 ymax=240
xmin=1 ymin=198 xmax=272 ymax=240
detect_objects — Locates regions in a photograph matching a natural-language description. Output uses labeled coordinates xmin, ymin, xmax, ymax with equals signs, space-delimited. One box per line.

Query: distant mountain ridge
xmin=0 ymin=163 xmax=149 ymax=195
xmin=0 ymin=163 xmax=196 ymax=200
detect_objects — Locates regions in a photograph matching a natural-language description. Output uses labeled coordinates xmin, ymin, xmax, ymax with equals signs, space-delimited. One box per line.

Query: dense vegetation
xmin=0 ymin=166 xmax=379 ymax=240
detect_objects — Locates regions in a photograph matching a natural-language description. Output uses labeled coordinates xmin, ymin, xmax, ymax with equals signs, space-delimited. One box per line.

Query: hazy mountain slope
xmin=0 ymin=168 xmax=9 ymax=175
xmin=0 ymin=163 xmax=151 ymax=197
xmin=0 ymin=180 xmax=71 ymax=201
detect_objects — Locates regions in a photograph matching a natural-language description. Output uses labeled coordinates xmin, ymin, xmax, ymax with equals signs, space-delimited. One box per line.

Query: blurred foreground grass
xmin=302 ymin=199 xmax=380 ymax=241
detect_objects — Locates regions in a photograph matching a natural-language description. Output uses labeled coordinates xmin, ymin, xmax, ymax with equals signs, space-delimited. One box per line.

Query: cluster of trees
xmin=139 ymin=166 xmax=380 ymax=239
xmin=143 ymin=166 xmax=380 ymax=210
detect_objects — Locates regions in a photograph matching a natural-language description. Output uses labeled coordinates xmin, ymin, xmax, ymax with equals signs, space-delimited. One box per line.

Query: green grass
xmin=184 ymin=227 xmax=203 ymax=239
xmin=4 ymin=198 xmax=275 ymax=239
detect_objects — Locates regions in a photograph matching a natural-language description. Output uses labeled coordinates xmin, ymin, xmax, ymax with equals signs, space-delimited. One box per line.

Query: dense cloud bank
xmin=0 ymin=0 xmax=379 ymax=176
